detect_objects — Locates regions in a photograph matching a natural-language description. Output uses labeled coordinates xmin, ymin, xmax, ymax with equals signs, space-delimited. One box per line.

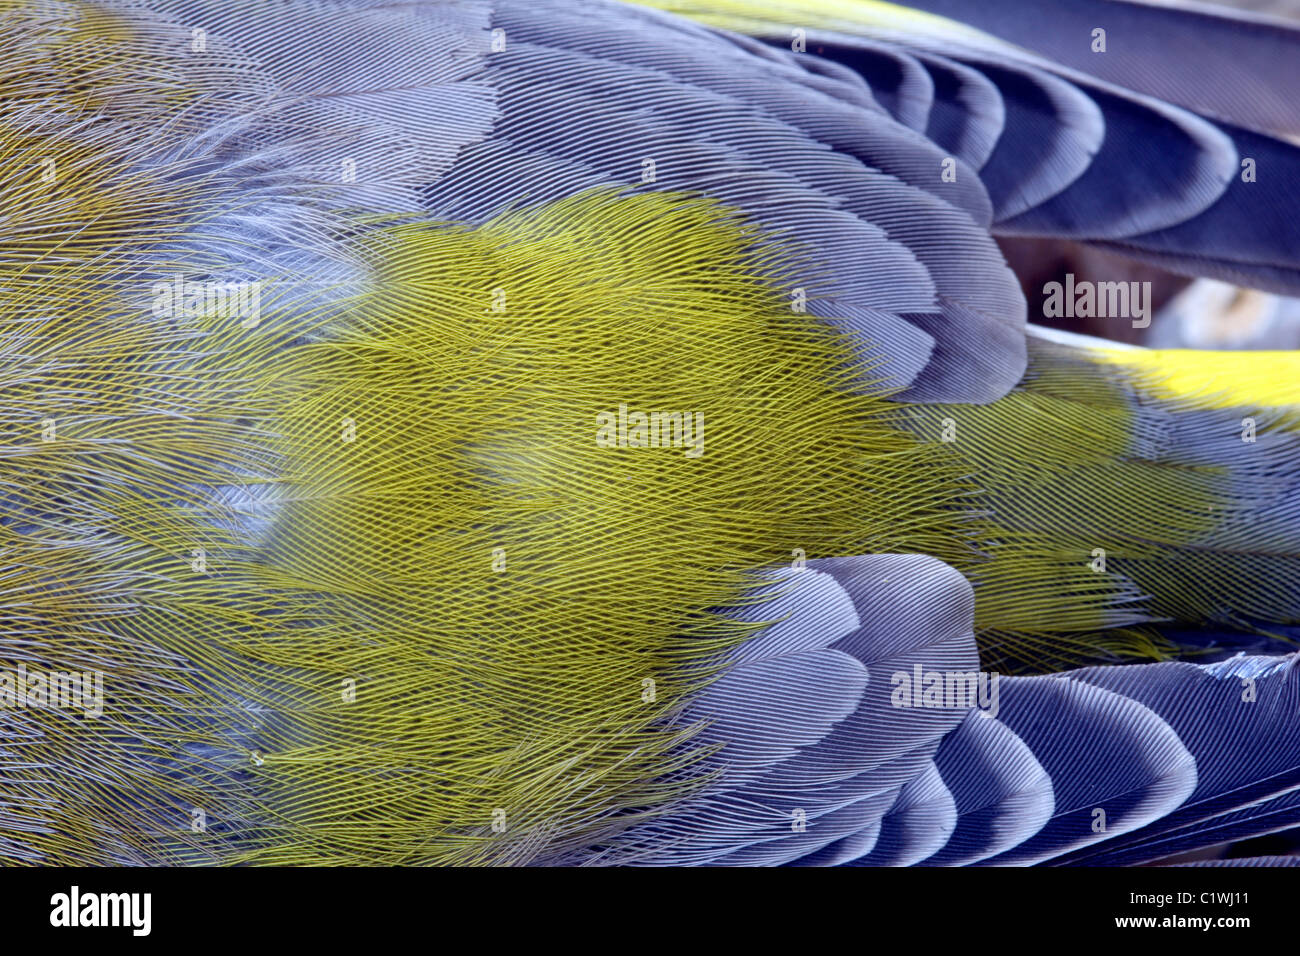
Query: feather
xmin=1053 ymin=654 xmax=1300 ymax=865
xmin=900 ymin=0 xmax=1300 ymax=140
xmin=975 ymin=675 xmax=1197 ymax=864
xmin=648 ymin=0 xmax=1300 ymax=294
xmin=916 ymin=51 xmax=1005 ymax=171
xmin=492 ymin=0 xmax=1026 ymax=402
xmin=923 ymin=711 xmax=1054 ymax=865
xmin=584 ymin=554 xmax=977 ymax=865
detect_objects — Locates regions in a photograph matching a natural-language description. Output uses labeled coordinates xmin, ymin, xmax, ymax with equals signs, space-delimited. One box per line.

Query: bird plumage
xmin=3 ymin=0 xmax=1300 ymax=866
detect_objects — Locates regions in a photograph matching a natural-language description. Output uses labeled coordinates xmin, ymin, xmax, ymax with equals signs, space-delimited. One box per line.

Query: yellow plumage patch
xmin=230 ymin=190 xmax=964 ymax=864
xmin=1096 ymin=347 xmax=1300 ymax=410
